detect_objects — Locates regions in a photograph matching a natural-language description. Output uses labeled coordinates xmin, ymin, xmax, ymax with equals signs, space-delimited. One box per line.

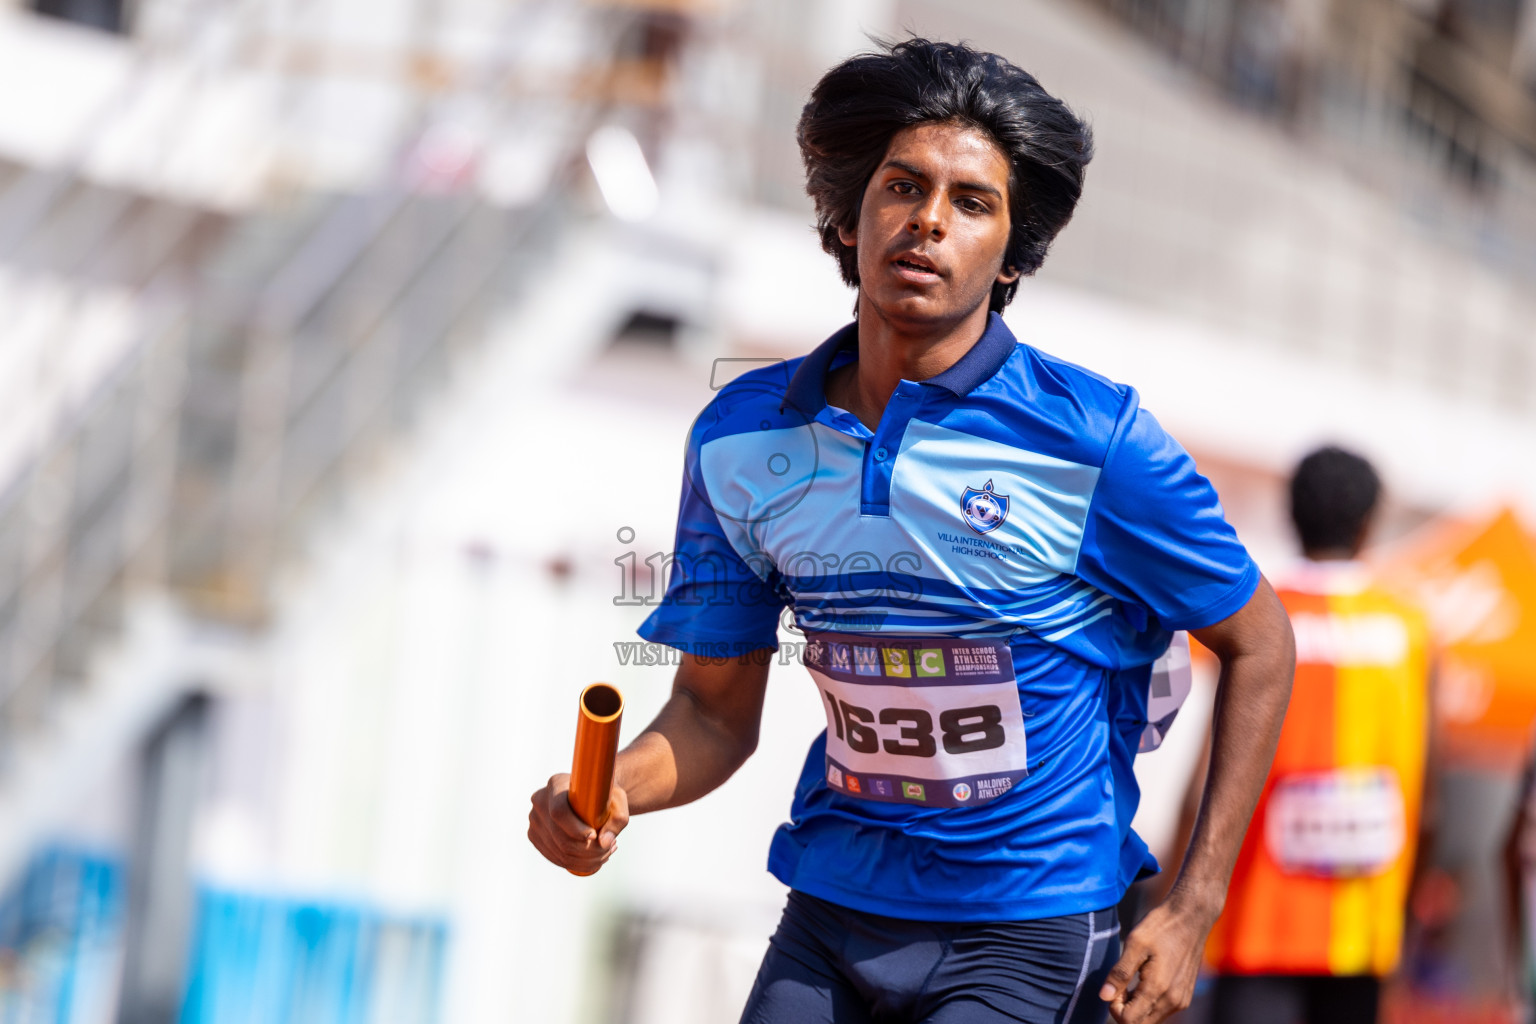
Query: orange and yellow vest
xmin=1205 ymin=561 xmax=1431 ymax=977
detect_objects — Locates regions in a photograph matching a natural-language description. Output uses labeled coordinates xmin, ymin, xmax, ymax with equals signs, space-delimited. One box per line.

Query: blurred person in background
xmin=529 ymin=38 xmax=1295 ymax=1024
xmin=1187 ymin=446 xmax=1435 ymax=1024
xmin=1505 ymin=733 xmax=1536 ymax=1022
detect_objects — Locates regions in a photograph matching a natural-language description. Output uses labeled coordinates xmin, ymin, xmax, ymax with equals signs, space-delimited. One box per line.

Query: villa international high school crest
xmin=961 ymin=479 xmax=1009 ymax=535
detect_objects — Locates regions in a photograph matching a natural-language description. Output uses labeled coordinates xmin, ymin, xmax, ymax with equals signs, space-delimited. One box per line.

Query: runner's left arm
xmin=1100 ymin=576 xmax=1294 ymax=1024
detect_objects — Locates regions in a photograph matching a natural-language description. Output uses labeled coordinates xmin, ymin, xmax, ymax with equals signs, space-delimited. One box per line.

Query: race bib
xmin=804 ymin=631 xmax=1026 ymax=808
xmin=1264 ymin=768 xmax=1405 ymax=877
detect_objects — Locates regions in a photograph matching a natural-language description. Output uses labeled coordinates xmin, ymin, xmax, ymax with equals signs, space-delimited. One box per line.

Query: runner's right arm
xmin=527 ymin=651 xmax=771 ymax=875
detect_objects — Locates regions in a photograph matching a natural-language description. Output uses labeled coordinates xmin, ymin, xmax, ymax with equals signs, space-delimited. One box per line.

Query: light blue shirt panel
xmin=699 ymin=418 xmax=1110 ymax=638
xmin=891 ymin=419 xmax=1102 ymax=584
xmin=700 ymin=420 xmax=1068 ymax=596
xmin=698 ymin=422 xmax=874 ymax=576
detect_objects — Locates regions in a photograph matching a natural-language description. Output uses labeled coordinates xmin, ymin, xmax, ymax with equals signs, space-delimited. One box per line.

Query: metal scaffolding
xmin=0 ymin=0 xmax=669 ymax=773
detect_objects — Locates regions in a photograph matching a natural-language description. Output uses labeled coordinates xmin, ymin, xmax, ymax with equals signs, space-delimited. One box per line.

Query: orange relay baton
xmin=567 ymin=682 xmax=624 ymax=875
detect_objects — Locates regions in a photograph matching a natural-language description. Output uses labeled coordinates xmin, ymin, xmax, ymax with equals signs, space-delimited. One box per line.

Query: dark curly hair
xmin=1289 ymin=446 xmax=1382 ymax=554
xmin=796 ymin=37 xmax=1094 ymax=313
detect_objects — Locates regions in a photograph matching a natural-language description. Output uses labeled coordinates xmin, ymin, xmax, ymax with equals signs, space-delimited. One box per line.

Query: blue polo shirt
xmin=639 ymin=313 xmax=1258 ymax=921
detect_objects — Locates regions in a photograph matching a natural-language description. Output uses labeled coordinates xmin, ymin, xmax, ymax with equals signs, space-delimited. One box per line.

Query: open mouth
xmin=893 ymin=257 xmax=939 ymax=276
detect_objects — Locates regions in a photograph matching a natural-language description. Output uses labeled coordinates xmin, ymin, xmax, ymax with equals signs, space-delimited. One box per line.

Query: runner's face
xmin=839 ymin=121 xmax=1020 ymax=328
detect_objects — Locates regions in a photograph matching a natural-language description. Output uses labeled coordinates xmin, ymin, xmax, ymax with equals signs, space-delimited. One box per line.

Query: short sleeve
xmin=638 ymin=446 xmax=788 ymax=657
xmin=1075 ymin=390 xmax=1259 ymax=632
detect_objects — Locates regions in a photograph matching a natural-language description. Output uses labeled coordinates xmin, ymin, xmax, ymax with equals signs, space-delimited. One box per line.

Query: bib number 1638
xmin=823 ymin=692 xmax=1006 ymax=758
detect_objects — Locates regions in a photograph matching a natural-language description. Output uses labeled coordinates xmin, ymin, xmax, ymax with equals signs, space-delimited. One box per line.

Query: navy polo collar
xmin=783 ymin=312 xmax=1018 ymax=415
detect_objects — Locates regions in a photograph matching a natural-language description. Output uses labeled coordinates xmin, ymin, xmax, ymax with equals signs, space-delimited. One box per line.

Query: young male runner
xmin=529 ymin=39 xmax=1295 ymax=1024
xmin=1197 ymin=447 xmax=1433 ymax=1023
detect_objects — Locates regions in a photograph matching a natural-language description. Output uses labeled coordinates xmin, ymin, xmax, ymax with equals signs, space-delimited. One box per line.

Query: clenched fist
xmin=528 ymin=773 xmax=630 ymax=875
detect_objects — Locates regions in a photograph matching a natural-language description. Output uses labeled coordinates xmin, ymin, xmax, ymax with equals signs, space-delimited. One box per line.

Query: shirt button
xmin=874 ymin=446 xmax=889 ymax=461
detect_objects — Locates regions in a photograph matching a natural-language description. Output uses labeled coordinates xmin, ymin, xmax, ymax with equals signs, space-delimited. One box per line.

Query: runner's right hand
xmin=528 ymin=772 xmax=630 ymax=875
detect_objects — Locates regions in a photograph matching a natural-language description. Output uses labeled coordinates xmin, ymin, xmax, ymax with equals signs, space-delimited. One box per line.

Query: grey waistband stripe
xmin=1061 ymin=909 xmax=1099 ymax=1022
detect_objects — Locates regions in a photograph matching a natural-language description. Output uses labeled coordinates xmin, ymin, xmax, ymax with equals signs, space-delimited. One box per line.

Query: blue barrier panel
xmin=178 ymin=889 xmax=447 ymax=1024
xmin=0 ymin=848 xmax=446 ymax=1024
xmin=0 ymin=846 xmax=124 ymax=1024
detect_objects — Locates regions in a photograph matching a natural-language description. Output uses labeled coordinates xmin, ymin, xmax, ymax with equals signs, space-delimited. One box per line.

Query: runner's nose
xmin=908 ymin=194 xmax=945 ymax=238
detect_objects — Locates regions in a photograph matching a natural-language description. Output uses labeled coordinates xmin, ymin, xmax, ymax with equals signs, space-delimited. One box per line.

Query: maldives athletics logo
xmin=960 ymin=479 xmax=1010 ymax=535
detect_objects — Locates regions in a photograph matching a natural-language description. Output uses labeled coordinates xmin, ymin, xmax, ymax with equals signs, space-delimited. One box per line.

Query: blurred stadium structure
xmin=0 ymin=0 xmax=1533 ymax=1021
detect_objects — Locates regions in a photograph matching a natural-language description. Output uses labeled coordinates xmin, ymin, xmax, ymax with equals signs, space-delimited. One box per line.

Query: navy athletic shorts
xmin=739 ymin=890 xmax=1120 ymax=1024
